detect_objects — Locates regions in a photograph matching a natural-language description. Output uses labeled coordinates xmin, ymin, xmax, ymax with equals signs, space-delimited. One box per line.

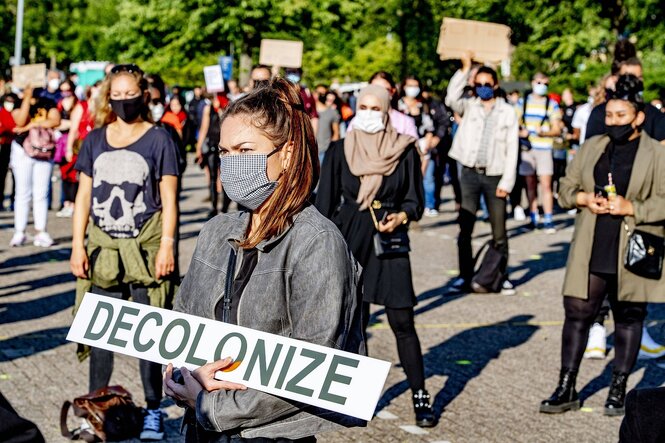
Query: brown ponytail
xmin=220 ymin=77 xmax=319 ymax=249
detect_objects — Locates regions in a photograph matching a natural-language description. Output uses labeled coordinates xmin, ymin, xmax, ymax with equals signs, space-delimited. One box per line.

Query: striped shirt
xmin=518 ymin=95 xmax=562 ymax=150
xmin=476 ymin=105 xmax=497 ymax=168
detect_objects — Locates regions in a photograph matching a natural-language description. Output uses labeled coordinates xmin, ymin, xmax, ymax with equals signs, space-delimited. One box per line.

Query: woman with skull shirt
xmin=70 ymin=64 xmax=180 ymax=441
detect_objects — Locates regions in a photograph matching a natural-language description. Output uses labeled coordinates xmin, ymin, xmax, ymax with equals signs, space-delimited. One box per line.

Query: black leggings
xmin=89 ymin=285 xmax=163 ymax=409
xmin=364 ymin=303 xmax=425 ymax=393
xmin=561 ymin=273 xmax=647 ymax=373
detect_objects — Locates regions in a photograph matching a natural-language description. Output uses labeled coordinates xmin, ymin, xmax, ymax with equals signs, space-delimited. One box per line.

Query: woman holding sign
xmin=70 ymin=63 xmax=180 ymax=441
xmin=164 ymin=77 xmax=365 ymax=442
xmin=315 ymin=85 xmax=436 ymax=428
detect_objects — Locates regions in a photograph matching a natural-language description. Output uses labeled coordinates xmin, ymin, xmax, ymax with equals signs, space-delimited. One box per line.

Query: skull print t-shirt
xmin=75 ymin=126 xmax=180 ymax=238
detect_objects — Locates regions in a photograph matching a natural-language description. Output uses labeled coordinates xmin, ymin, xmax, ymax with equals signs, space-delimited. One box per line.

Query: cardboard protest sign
xmin=68 ymin=293 xmax=391 ymax=421
xmin=12 ymin=63 xmax=47 ymax=89
xmin=203 ymin=65 xmax=225 ymax=92
xmin=437 ymin=18 xmax=511 ymax=63
xmin=259 ymin=39 xmax=303 ymax=69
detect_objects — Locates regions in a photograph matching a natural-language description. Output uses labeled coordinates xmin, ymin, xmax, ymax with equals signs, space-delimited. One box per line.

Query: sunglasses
xmin=110 ymin=64 xmax=144 ymax=75
xmin=475 ymin=83 xmax=494 ymax=88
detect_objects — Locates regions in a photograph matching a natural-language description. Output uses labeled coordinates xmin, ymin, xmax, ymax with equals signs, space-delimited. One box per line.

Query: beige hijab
xmin=344 ymin=85 xmax=416 ymax=210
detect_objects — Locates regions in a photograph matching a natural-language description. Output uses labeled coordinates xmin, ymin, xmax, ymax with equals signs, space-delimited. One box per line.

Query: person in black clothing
xmin=586 ymin=58 xmax=665 ymax=142
xmin=316 ymin=85 xmax=435 ymax=428
xmin=540 ymin=75 xmax=662 ymax=417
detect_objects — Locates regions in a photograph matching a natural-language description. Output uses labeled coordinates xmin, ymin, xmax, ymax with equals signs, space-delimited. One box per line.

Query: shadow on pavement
xmin=1 ymin=247 xmax=71 ymax=270
xmin=0 ymin=272 xmax=74 ymax=298
xmin=375 ymin=315 xmax=538 ymax=419
xmin=509 ymin=241 xmax=570 ymax=286
xmin=0 ymin=289 xmax=74 ymax=325
xmin=0 ymin=326 xmax=70 ymax=362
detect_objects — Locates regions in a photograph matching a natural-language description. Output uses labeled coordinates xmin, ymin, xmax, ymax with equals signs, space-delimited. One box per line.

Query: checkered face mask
xmin=219 ymin=148 xmax=280 ymax=210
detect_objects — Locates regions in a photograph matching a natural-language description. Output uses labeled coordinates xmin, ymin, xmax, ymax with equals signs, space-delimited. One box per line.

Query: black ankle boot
xmin=604 ymin=371 xmax=629 ymax=416
xmin=540 ymin=368 xmax=580 ymax=413
xmin=412 ymin=389 xmax=436 ymax=427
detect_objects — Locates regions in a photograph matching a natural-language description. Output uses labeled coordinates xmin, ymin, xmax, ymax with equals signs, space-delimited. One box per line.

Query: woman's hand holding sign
xmin=164 ymin=358 xmax=247 ymax=408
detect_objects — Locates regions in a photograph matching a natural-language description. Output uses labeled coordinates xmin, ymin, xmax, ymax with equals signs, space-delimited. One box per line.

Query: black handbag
xmin=471 ymin=240 xmax=507 ymax=293
xmin=369 ymin=204 xmax=410 ymax=258
xmin=624 ymin=225 xmax=664 ymax=280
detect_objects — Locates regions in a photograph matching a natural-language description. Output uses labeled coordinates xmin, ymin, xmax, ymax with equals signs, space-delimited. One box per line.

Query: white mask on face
xmin=404 ymin=86 xmax=421 ymax=98
xmin=3 ymin=102 xmax=14 ymax=112
xmin=48 ymin=78 xmax=61 ymax=92
xmin=354 ymin=110 xmax=385 ymax=134
xmin=533 ymin=83 xmax=548 ymax=96
xmin=149 ymin=102 xmax=165 ymax=122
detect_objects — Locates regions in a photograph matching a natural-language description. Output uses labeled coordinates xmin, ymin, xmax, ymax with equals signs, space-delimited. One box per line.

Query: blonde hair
xmin=94 ymin=70 xmax=151 ymax=127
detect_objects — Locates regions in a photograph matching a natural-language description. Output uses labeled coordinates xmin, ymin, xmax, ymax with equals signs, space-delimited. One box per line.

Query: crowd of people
xmin=2 ymin=36 xmax=665 ymax=442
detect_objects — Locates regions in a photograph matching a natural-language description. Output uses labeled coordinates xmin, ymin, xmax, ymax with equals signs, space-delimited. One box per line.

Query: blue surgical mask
xmin=286 ymin=73 xmax=301 ymax=84
xmin=533 ymin=83 xmax=548 ymax=96
xmin=475 ymin=85 xmax=494 ymax=101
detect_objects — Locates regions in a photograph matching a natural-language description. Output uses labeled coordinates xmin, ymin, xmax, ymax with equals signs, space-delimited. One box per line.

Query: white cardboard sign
xmin=203 ymin=65 xmax=225 ymax=92
xmin=12 ymin=63 xmax=47 ymax=89
xmin=67 ymin=293 xmax=390 ymax=421
xmin=259 ymin=39 xmax=304 ymax=68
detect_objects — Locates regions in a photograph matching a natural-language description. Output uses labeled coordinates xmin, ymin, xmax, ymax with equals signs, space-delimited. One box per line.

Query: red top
xmin=78 ymin=100 xmax=93 ymax=140
xmin=0 ymin=108 xmax=16 ymax=144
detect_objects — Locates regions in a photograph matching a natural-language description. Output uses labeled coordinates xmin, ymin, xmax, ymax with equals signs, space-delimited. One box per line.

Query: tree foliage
xmin=1 ymin=0 xmax=663 ymax=99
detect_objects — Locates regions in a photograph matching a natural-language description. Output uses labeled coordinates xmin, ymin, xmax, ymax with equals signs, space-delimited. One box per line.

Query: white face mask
xmin=48 ymin=78 xmax=61 ymax=92
xmin=3 ymin=102 xmax=14 ymax=112
xmin=149 ymin=102 xmax=165 ymax=122
xmin=404 ymin=86 xmax=420 ymax=98
xmin=533 ymin=83 xmax=548 ymax=96
xmin=354 ymin=110 xmax=385 ymax=134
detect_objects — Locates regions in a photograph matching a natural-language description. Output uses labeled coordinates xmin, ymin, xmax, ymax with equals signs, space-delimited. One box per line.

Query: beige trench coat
xmin=559 ymin=133 xmax=665 ymax=301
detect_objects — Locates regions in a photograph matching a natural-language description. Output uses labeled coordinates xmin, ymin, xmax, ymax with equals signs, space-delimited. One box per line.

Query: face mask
xmin=318 ymin=94 xmax=327 ymax=105
xmin=286 ymin=74 xmax=301 ymax=84
xmin=607 ymin=123 xmax=635 ymax=144
xmin=404 ymin=86 xmax=421 ymax=98
xmin=149 ymin=102 xmax=165 ymax=122
xmin=110 ymin=96 xmax=145 ymax=122
xmin=61 ymin=91 xmax=73 ymax=98
xmin=587 ymin=96 xmax=595 ymax=104
xmin=354 ymin=110 xmax=385 ymax=134
xmin=533 ymin=83 xmax=548 ymax=96
xmin=3 ymin=102 xmax=14 ymax=112
xmin=219 ymin=148 xmax=281 ymax=210
xmin=475 ymin=85 xmax=494 ymax=101
xmin=48 ymin=79 xmax=61 ymax=91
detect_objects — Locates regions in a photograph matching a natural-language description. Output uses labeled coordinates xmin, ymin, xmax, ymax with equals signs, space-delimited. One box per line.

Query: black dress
xmin=589 ymin=137 xmax=640 ymax=274
xmin=316 ymin=140 xmax=424 ymax=308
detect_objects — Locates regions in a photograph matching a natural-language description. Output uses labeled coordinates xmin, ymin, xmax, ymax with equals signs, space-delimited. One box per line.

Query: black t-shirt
xmin=14 ymin=96 xmax=57 ymax=145
xmin=586 ymin=103 xmax=665 ymax=141
xmin=589 ymin=137 xmax=640 ymax=274
xmin=75 ymin=126 xmax=180 ymax=238
xmin=562 ymin=104 xmax=576 ymax=132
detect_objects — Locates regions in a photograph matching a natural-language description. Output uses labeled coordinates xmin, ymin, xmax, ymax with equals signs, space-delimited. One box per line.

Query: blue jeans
xmin=423 ymin=157 xmax=436 ymax=210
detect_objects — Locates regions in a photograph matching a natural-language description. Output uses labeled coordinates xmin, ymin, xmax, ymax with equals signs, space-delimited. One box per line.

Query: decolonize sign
xmin=67 ymin=293 xmax=391 ymax=421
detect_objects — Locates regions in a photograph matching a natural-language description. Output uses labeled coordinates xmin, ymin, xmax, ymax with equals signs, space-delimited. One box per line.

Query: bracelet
xmin=399 ymin=211 xmax=409 ymax=225
xmin=161 ymin=236 xmax=175 ymax=244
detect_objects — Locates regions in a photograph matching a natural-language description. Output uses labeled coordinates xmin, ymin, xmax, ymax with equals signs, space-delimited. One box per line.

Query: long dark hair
xmin=220 ymin=77 xmax=319 ymax=249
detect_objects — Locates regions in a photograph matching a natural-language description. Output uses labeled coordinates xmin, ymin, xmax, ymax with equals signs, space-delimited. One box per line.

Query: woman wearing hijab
xmin=316 ymin=85 xmax=434 ymax=427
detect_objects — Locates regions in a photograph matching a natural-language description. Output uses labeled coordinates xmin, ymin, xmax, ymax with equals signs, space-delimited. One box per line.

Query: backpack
xmin=22 ymin=127 xmax=56 ymax=161
xmin=60 ymin=386 xmax=143 ymax=442
xmin=471 ymin=240 xmax=508 ymax=293
xmin=519 ymin=92 xmax=551 ymax=151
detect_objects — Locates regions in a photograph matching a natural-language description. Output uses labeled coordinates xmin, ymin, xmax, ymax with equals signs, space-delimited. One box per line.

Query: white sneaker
xmin=513 ymin=206 xmax=526 ymax=221
xmin=424 ymin=208 xmax=439 ymax=217
xmin=9 ymin=232 xmax=26 ymax=247
xmin=638 ymin=326 xmax=665 ymax=360
xmin=500 ymin=280 xmax=516 ymax=296
xmin=567 ymin=208 xmax=578 ymax=215
xmin=33 ymin=232 xmax=54 ymax=248
xmin=140 ymin=408 xmax=164 ymax=441
xmin=56 ymin=206 xmax=74 ymax=218
xmin=584 ymin=323 xmax=607 ymax=359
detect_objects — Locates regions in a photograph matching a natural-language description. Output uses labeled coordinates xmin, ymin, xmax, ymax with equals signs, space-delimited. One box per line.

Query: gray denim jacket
xmin=174 ymin=205 xmax=367 ymax=439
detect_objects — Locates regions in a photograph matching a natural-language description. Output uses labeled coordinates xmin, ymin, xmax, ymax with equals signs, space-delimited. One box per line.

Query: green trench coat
xmin=559 ymin=133 xmax=665 ymax=302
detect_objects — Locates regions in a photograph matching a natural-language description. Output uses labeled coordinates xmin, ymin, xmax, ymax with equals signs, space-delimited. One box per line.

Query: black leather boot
xmin=413 ymin=389 xmax=436 ymax=427
xmin=604 ymin=371 xmax=629 ymax=416
xmin=539 ymin=368 xmax=580 ymax=413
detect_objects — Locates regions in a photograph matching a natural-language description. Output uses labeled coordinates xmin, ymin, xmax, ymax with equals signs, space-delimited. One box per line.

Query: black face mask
xmin=110 ymin=96 xmax=145 ymax=122
xmin=606 ymin=123 xmax=635 ymax=144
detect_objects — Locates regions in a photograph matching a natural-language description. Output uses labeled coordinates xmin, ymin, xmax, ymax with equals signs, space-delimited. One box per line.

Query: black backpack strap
xmin=60 ymin=401 xmax=98 ymax=442
xmin=472 ymin=240 xmax=493 ymax=271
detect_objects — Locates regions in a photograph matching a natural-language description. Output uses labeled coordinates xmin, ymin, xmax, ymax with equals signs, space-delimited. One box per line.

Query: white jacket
xmin=445 ymin=69 xmax=519 ymax=192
